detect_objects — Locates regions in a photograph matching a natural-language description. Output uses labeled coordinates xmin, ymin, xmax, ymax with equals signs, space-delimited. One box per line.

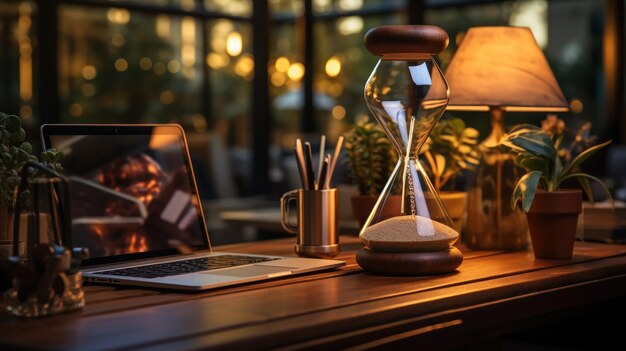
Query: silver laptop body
xmin=41 ymin=124 xmax=344 ymax=291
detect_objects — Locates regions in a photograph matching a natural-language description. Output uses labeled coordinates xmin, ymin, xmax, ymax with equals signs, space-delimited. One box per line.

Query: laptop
xmin=40 ymin=124 xmax=345 ymax=291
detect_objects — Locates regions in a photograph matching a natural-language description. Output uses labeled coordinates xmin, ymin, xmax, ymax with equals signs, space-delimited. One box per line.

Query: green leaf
xmin=516 ymin=154 xmax=548 ymax=173
xmin=508 ymin=124 xmax=542 ymax=134
xmin=19 ymin=142 xmax=32 ymax=154
xmin=557 ymin=173 xmax=613 ymax=205
xmin=576 ymin=176 xmax=594 ymax=203
xmin=5 ymin=115 xmax=21 ymax=132
xmin=434 ymin=154 xmax=445 ymax=177
xmin=561 ymin=140 xmax=612 ymax=177
xmin=512 ymin=170 xmax=542 ymax=212
xmin=10 ymin=128 xmax=25 ymax=142
xmin=509 ymin=134 xmax=556 ymax=160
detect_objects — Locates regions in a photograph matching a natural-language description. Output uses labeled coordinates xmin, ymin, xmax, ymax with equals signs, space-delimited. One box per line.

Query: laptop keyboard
xmin=98 ymin=255 xmax=279 ymax=279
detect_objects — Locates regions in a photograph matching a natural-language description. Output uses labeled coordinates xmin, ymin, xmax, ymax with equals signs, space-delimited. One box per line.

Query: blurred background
xmin=0 ymin=0 xmax=624 ymax=244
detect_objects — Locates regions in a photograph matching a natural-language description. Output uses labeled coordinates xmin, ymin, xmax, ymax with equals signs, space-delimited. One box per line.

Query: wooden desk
xmin=1 ymin=237 xmax=626 ymax=350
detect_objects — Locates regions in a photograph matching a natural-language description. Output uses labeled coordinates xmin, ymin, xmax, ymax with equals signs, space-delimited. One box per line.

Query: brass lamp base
xmin=463 ymin=107 xmax=529 ymax=250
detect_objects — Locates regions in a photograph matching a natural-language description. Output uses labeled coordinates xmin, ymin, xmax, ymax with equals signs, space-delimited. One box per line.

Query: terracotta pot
xmin=351 ymin=195 xmax=402 ymax=228
xmin=526 ymin=189 xmax=582 ymax=259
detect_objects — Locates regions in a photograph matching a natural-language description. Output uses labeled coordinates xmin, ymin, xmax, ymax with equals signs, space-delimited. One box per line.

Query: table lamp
xmin=444 ymin=26 xmax=568 ymax=250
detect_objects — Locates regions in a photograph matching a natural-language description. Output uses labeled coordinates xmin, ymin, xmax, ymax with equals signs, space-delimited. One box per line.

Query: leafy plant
xmin=344 ymin=118 xmax=398 ymax=196
xmin=498 ymin=123 xmax=611 ymax=212
xmin=419 ymin=116 xmax=480 ymax=191
xmin=0 ymin=112 xmax=64 ymax=208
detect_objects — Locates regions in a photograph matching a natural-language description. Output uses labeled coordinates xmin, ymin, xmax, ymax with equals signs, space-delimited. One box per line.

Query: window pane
xmin=270 ymin=0 xmax=304 ymax=17
xmin=269 ymin=23 xmax=301 ymax=146
xmin=205 ymin=19 xmax=253 ymax=194
xmin=312 ymin=14 xmax=406 ymax=134
xmin=58 ymin=6 xmax=203 ymax=126
xmin=0 ymin=1 xmax=37 ymax=127
xmin=313 ymin=0 xmax=406 ymax=15
xmin=204 ymin=0 xmax=253 ymax=17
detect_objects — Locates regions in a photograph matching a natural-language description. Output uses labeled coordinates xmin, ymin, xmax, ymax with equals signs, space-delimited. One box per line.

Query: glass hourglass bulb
xmin=360 ymin=26 xmax=457 ymax=247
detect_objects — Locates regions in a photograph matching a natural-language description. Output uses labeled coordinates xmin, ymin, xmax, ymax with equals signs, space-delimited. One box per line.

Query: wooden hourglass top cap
xmin=365 ymin=25 xmax=449 ymax=60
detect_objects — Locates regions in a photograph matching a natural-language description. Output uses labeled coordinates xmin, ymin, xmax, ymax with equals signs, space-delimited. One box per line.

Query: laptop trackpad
xmin=204 ymin=265 xmax=296 ymax=278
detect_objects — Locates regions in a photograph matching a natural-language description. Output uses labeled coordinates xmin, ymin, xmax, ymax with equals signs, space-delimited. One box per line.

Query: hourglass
xmin=356 ymin=25 xmax=463 ymax=275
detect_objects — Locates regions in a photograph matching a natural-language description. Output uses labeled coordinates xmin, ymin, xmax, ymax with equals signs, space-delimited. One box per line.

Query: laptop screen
xmin=41 ymin=125 xmax=210 ymax=266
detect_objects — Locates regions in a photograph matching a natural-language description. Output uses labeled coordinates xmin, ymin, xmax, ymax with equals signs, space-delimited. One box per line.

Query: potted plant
xmin=344 ymin=118 xmax=399 ymax=227
xmin=499 ymin=119 xmax=611 ymax=259
xmin=0 ymin=112 xmax=63 ymax=256
xmin=419 ymin=116 xmax=480 ymax=233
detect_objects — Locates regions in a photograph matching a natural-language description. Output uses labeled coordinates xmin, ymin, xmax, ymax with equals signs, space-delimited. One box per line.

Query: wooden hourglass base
xmin=356 ymin=246 xmax=463 ymax=276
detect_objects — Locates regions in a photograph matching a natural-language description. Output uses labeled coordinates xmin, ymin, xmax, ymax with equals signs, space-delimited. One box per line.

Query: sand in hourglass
xmin=361 ymin=215 xmax=458 ymax=252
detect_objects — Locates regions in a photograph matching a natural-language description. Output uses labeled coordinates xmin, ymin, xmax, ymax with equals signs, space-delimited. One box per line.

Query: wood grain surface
xmin=0 ymin=235 xmax=625 ymax=350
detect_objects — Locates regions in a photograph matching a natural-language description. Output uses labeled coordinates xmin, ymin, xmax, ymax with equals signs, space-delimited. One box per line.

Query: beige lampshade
xmin=445 ymin=26 xmax=568 ymax=112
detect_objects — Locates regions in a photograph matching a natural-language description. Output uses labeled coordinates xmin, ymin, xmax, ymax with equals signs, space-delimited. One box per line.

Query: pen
xmin=304 ymin=142 xmax=316 ymax=190
xmin=318 ymin=154 xmax=330 ymax=189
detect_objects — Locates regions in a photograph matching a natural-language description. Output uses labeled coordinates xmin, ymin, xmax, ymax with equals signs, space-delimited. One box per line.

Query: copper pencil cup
xmin=280 ymin=188 xmax=340 ymax=259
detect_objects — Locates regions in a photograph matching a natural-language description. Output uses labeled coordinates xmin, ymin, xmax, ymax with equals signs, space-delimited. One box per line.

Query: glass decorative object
xmin=356 ymin=25 xmax=463 ymax=276
xmin=2 ymin=162 xmax=88 ymax=317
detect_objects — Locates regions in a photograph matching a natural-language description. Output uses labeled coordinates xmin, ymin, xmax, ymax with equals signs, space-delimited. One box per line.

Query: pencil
xmin=324 ymin=136 xmax=344 ymax=189
xmin=295 ymin=138 xmax=309 ymax=189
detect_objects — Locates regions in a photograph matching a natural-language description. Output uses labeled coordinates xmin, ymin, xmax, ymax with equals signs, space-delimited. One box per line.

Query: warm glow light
xmin=182 ymin=17 xmax=196 ymax=42
xmin=182 ymin=67 xmax=195 ymax=78
xmin=156 ymin=15 xmax=170 ymax=38
xmin=331 ymin=105 xmax=346 ymax=120
xmin=160 ymin=91 xmax=175 ymax=105
xmin=569 ymin=99 xmax=583 ymax=114
xmin=337 ymin=16 xmax=363 ymax=35
xmin=69 ymin=103 xmax=83 ymax=117
xmin=206 ymin=53 xmax=229 ymax=69
xmin=210 ymin=20 xmax=233 ymax=53
xmin=107 ymin=8 xmax=131 ymax=25
xmin=226 ymin=32 xmax=243 ymax=56
xmin=114 ymin=58 xmax=128 ymax=72
xmin=139 ymin=57 xmax=153 ymax=70
xmin=445 ymin=27 xmax=567 ymax=111
xmin=234 ymin=54 xmax=254 ymax=78
xmin=338 ymin=0 xmax=363 ymax=11
xmin=153 ymin=62 xmax=166 ymax=75
xmin=82 ymin=65 xmax=97 ymax=80
xmin=313 ymin=0 xmax=332 ymax=12
xmin=181 ymin=0 xmax=195 ymax=11
xmin=182 ymin=45 xmax=195 ymax=67
xmin=111 ymin=33 xmax=125 ymax=47
xmin=82 ymin=84 xmax=95 ymax=97
xmin=287 ymin=62 xmax=305 ymax=81
xmin=167 ymin=60 xmax=181 ymax=73
xmin=191 ymin=114 xmax=208 ymax=132
xmin=211 ymin=0 xmax=252 ymax=16
xmin=275 ymin=56 xmax=290 ymax=73
xmin=149 ymin=127 xmax=180 ymax=148
xmin=20 ymin=105 xmax=32 ymax=120
xmin=271 ymin=71 xmax=286 ymax=87
xmin=18 ymin=11 xmax=32 ymax=101
xmin=325 ymin=56 xmax=341 ymax=77
xmin=328 ymin=82 xmax=344 ymax=97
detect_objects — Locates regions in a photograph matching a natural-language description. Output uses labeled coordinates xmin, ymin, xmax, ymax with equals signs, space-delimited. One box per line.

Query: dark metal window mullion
xmin=196 ymin=0 xmax=212 ymax=129
xmin=35 ymin=0 xmax=60 ymax=124
xmin=251 ymin=0 xmax=271 ymax=194
xmin=302 ymin=0 xmax=315 ymax=133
